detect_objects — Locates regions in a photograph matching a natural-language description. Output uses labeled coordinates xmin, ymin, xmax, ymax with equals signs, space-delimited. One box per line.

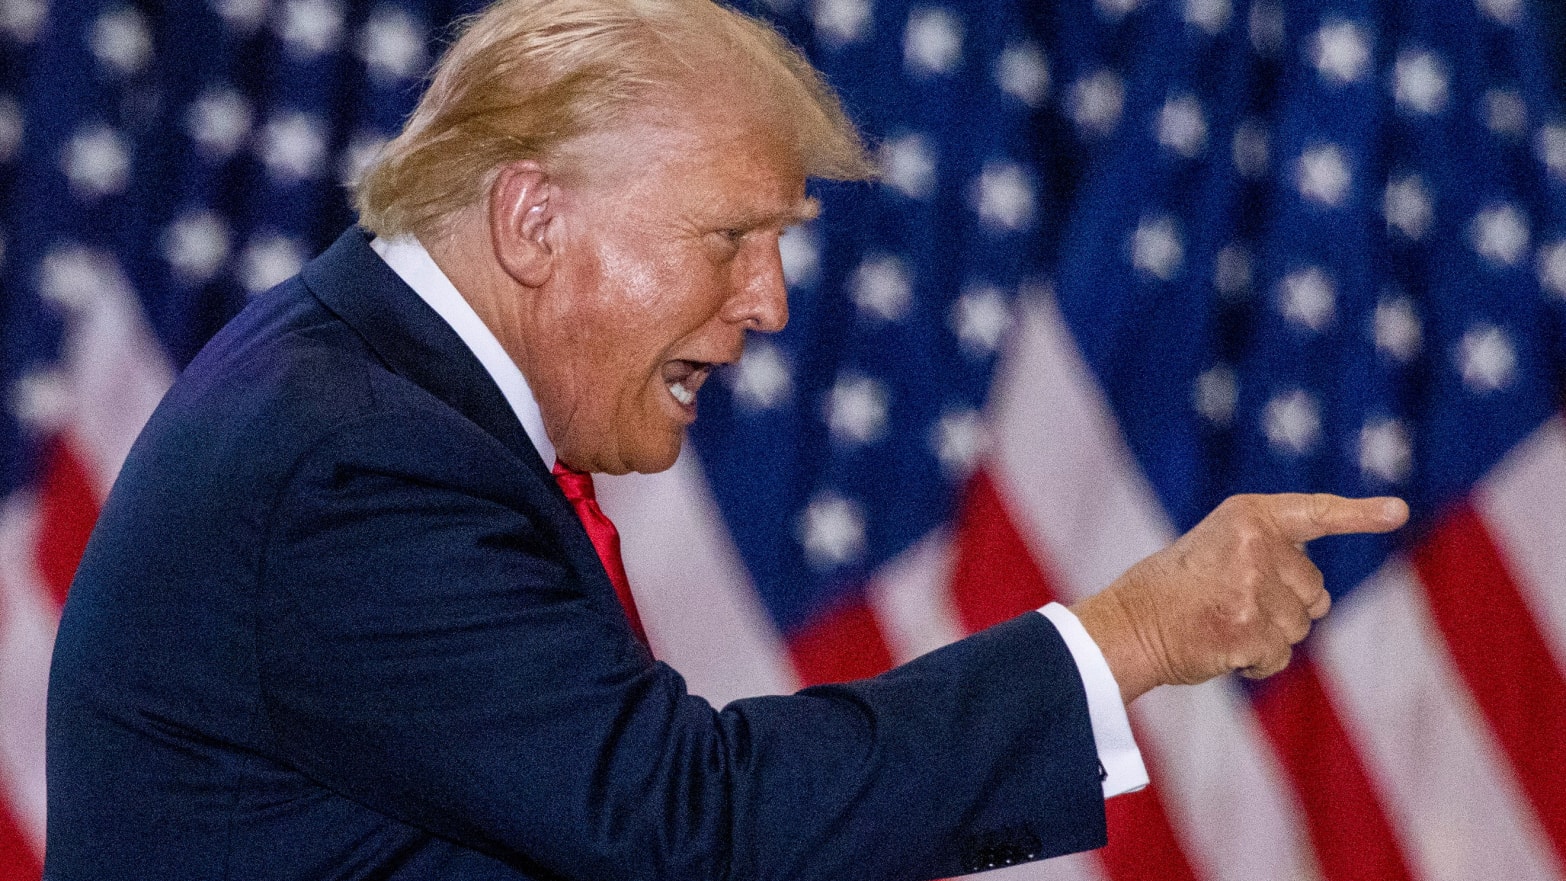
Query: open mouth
xmin=662 ymin=359 xmax=714 ymax=408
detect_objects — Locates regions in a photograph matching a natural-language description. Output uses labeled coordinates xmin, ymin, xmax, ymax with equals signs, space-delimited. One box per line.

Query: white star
xmin=1478 ymin=0 xmax=1522 ymax=26
xmin=852 ymin=255 xmax=912 ymax=322
xmin=779 ymin=224 xmax=820 ymax=289
xmin=1483 ymin=89 xmax=1527 ymax=138
xmin=732 ymin=340 xmax=792 ymax=411
xmin=1311 ymin=20 xmax=1372 ymax=85
xmin=880 ymin=132 xmax=936 ymax=200
xmin=0 ymin=0 xmax=46 ymax=43
xmin=186 ymin=89 xmax=253 ymax=159
xmin=1278 ymin=266 xmax=1336 ymax=332
xmin=258 ymin=111 xmax=326 ymax=182
xmin=358 ymin=8 xmax=426 ymax=82
xmin=1536 ymin=124 xmax=1566 ymax=182
xmin=1537 ymin=239 xmax=1566 ymax=298
xmin=1095 ymin=0 xmax=1141 ymax=20
xmin=162 ymin=211 xmax=231 ymax=283
xmin=241 ymin=232 xmax=306 ymax=294
xmin=1393 ymin=50 xmax=1449 ymax=115
xmin=1194 ymin=364 xmax=1238 ymax=426
xmin=1457 ymin=324 xmax=1517 ymax=392
xmin=799 ymin=492 xmax=866 ymax=569
xmin=91 ymin=8 xmax=151 ymax=76
xmin=1131 ymin=214 xmax=1184 ymax=282
xmin=904 ymin=7 xmax=962 ymax=75
xmin=38 ymin=245 xmax=117 ymax=310
xmin=276 ymin=0 xmax=343 ymax=59
xmin=1068 ymin=69 xmax=1124 ymax=138
xmin=931 ymin=409 xmax=987 ymax=479
xmin=10 ymin=369 xmax=71 ymax=432
xmin=951 ymin=285 xmax=1012 ymax=355
xmin=337 ymin=130 xmax=386 ymax=187
xmin=1185 ymin=0 xmax=1231 ymax=34
xmin=0 ymin=94 xmax=22 ymax=162
xmin=1250 ymin=1 xmax=1285 ymax=53
xmin=1264 ymin=389 xmax=1321 ymax=456
xmin=1384 ymin=173 xmax=1433 ymax=240
xmin=1375 ymin=295 xmax=1422 ymax=363
xmin=1213 ymin=243 xmax=1252 ymax=298
xmin=1156 ymin=94 xmax=1207 ymax=157
xmin=211 ymin=0 xmax=268 ymax=33
xmin=62 ymin=125 xmax=131 ymax=199
xmin=1471 ymin=203 xmax=1530 ymax=267
xmin=995 ymin=43 xmax=1049 ymax=106
xmin=826 ymin=373 xmax=889 ymax=445
xmin=1232 ymin=120 xmax=1270 ymax=178
xmin=1360 ymin=418 xmax=1413 ymax=484
xmin=813 ymin=0 xmax=871 ymax=46
xmin=1297 ymin=143 xmax=1352 ymax=207
xmin=971 ymin=161 xmax=1034 ymax=231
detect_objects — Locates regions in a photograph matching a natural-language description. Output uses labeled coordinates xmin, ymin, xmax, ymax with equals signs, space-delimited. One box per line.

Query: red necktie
xmin=552 ymin=461 xmax=649 ymax=648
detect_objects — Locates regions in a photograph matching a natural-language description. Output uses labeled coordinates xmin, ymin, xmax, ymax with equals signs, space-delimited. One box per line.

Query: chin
xmin=625 ymin=436 xmax=685 ymax=475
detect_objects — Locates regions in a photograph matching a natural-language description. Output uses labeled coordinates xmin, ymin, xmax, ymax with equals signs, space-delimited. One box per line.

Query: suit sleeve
xmin=256 ymin=407 xmax=1106 ymax=881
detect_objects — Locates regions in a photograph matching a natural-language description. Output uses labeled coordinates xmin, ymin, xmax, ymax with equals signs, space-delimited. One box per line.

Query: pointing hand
xmin=1071 ymin=493 xmax=1410 ymax=704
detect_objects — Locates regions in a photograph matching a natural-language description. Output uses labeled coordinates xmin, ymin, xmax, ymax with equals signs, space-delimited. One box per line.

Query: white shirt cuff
xmin=1038 ymin=602 xmax=1149 ymax=797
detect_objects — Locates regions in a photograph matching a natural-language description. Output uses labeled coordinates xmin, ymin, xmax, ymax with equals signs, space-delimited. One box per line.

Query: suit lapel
xmin=300 ymin=227 xmax=651 ymax=659
xmin=300 ymin=228 xmax=554 ymax=485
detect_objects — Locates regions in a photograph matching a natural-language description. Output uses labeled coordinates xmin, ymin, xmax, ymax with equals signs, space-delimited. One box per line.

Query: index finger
xmin=1264 ymin=493 xmax=1410 ymax=543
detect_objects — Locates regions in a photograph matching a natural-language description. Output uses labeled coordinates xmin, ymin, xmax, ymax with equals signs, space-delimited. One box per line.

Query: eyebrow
xmin=732 ymin=196 xmax=821 ymax=230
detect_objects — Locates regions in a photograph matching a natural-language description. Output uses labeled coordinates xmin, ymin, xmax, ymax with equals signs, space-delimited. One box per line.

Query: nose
xmin=723 ymin=240 xmax=789 ymax=333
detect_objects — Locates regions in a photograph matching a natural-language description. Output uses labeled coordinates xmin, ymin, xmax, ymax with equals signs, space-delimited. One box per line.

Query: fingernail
xmin=1383 ymin=498 xmax=1408 ymax=522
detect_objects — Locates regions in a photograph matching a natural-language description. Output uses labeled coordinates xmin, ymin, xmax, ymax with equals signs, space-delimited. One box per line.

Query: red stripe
xmin=949 ymin=470 xmax=1056 ymax=631
xmin=0 ymin=794 xmax=41 ymax=880
xmin=33 ymin=435 xmax=101 ymax=609
xmin=1251 ymin=658 xmax=1416 ymax=881
xmin=1099 ymin=788 xmax=1199 ymax=881
xmin=949 ymin=469 xmax=1199 ymax=881
xmin=1412 ymin=503 xmax=1566 ymax=869
xmin=786 ymin=596 xmax=896 ymax=686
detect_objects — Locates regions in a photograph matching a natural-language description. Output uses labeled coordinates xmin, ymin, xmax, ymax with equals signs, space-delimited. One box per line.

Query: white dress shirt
xmin=370 ymin=234 xmax=1148 ymax=798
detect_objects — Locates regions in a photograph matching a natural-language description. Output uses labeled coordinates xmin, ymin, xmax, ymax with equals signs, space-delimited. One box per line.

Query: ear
xmin=489 ymin=160 xmax=555 ymax=289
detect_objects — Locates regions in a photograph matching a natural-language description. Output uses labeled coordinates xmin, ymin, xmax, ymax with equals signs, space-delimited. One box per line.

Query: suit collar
xmin=301 ymin=228 xmax=553 ymax=482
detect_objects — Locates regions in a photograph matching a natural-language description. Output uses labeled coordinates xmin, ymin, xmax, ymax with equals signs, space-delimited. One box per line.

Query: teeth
xmin=669 ymin=381 xmax=694 ymax=406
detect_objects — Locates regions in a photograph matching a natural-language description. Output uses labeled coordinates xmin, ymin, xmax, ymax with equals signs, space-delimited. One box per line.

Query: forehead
xmin=567 ymin=103 xmax=813 ymax=224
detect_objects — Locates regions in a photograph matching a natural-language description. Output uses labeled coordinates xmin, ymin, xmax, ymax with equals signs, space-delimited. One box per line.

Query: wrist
xmin=1071 ymin=586 xmax=1163 ymax=705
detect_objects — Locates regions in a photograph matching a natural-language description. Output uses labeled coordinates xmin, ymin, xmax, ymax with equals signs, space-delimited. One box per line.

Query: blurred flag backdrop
xmin=3 ymin=1 xmax=1566 ymax=879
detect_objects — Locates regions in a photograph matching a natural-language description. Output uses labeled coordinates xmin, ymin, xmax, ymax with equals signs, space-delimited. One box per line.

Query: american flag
xmin=2 ymin=2 xmax=1564 ymax=881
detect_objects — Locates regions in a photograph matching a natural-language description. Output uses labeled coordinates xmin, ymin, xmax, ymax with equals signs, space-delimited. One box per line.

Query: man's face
xmin=516 ymin=109 xmax=813 ymax=475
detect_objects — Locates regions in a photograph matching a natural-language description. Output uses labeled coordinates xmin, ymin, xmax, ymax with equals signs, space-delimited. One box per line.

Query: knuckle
xmin=1285 ymin=614 xmax=1312 ymax=643
xmin=1313 ymin=589 xmax=1333 ymax=616
xmin=1308 ymin=493 xmax=1336 ymax=525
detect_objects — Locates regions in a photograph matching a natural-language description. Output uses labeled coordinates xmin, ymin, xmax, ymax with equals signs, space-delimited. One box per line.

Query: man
xmin=45 ymin=1 xmax=1408 ymax=879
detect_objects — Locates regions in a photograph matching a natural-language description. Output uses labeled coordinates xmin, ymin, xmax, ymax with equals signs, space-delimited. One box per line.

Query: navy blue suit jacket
xmin=46 ymin=229 xmax=1107 ymax=880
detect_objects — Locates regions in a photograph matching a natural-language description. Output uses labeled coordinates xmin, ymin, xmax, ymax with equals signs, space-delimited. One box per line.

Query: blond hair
xmin=354 ymin=0 xmax=874 ymax=239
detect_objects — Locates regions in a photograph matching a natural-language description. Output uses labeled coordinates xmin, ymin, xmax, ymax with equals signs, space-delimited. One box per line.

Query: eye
xmin=719 ymin=228 xmax=747 ymax=244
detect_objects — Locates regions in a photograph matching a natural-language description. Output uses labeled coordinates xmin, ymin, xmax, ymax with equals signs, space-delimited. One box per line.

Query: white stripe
xmin=984 ymin=851 xmax=1111 ymax=881
xmin=988 ymin=292 xmax=1315 ymax=881
xmin=866 ymin=528 xmax=963 ymax=663
xmin=598 ymin=450 xmax=799 ymax=704
xmin=1315 ymin=560 xmax=1561 ymax=881
xmin=0 ymin=494 xmax=56 ymax=852
xmin=986 ymin=296 xmax=1168 ymax=597
xmin=1474 ymin=414 xmax=1566 ymax=672
xmin=56 ymin=252 xmax=173 ymax=498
